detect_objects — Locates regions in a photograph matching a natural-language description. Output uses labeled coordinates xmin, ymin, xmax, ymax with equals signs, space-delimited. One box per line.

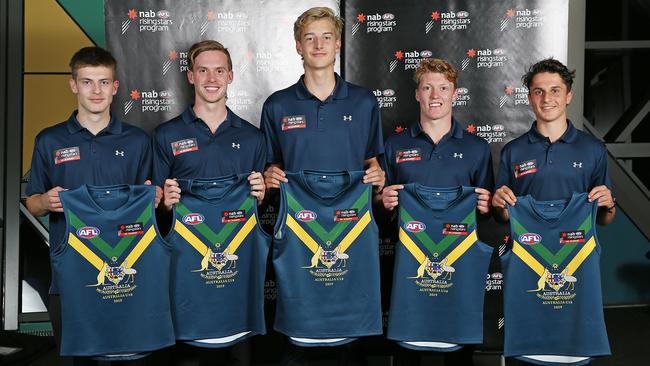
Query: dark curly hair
xmin=522 ymin=58 xmax=575 ymax=91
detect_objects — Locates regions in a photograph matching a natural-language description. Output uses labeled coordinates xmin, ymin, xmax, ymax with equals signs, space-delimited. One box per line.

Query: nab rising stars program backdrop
xmin=345 ymin=0 xmax=568 ymax=161
xmin=105 ymin=0 xmax=339 ymax=133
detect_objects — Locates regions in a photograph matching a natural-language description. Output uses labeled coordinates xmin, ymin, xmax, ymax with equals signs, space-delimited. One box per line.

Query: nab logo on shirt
xmin=182 ymin=213 xmax=205 ymax=225
xmin=404 ymin=221 xmax=426 ymax=233
xmin=295 ymin=210 xmax=317 ymax=222
xmin=518 ymin=233 xmax=542 ymax=245
xmin=77 ymin=226 xmax=100 ymax=239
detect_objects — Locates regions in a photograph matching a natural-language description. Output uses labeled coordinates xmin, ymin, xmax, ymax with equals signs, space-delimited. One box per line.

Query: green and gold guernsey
xmin=54 ymin=184 xmax=174 ymax=357
xmin=166 ymin=174 xmax=270 ymax=347
xmin=273 ymin=170 xmax=382 ymax=346
xmin=387 ymin=185 xmax=492 ymax=350
xmin=504 ymin=192 xmax=610 ymax=365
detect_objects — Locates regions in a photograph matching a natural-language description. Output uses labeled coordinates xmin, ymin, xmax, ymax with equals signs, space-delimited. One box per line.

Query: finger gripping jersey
xmin=503 ymin=193 xmax=610 ymax=364
xmin=166 ymin=175 xmax=270 ymax=347
xmin=55 ymin=185 xmax=174 ymax=357
xmin=273 ymin=171 xmax=382 ymax=342
xmin=387 ymin=185 xmax=492 ymax=350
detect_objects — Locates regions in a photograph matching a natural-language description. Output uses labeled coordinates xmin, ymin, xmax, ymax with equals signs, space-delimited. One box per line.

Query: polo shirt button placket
xmin=318 ymin=103 xmax=325 ymax=129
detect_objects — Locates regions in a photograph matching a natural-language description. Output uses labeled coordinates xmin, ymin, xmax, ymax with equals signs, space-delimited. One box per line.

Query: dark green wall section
xmin=598 ymin=210 xmax=650 ymax=305
xmin=57 ymin=0 xmax=105 ymax=47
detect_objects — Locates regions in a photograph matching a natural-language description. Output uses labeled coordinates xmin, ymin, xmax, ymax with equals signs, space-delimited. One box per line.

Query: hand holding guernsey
xmin=55 ymin=184 xmax=174 ymax=358
xmin=388 ymin=185 xmax=492 ymax=350
xmin=272 ymin=171 xmax=382 ymax=345
xmin=503 ymin=193 xmax=610 ymax=364
xmin=166 ymin=174 xmax=271 ymax=347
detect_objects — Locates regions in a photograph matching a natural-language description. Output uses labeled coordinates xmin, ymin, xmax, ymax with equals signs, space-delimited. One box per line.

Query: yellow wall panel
xmin=25 ymin=0 xmax=93 ymax=73
xmin=23 ymin=75 xmax=77 ymax=174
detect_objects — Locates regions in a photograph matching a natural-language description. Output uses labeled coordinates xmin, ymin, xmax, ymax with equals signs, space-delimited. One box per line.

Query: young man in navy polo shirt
xmin=491 ymin=59 xmax=615 ymax=366
xmin=381 ymin=58 xmax=493 ymax=212
xmin=153 ymin=40 xmax=266 ymax=210
xmin=259 ymin=6 xmax=385 ymax=365
xmin=261 ymin=6 xmax=385 ymax=189
xmin=380 ymin=58 xmax=493 ymax=366
xmin=491 ymin=58 xmax=615 ymax=225
xmin=25 ymin=47 xmax=157 ymax=364
xmin=152 ymin=40 xmax=265 ymax=366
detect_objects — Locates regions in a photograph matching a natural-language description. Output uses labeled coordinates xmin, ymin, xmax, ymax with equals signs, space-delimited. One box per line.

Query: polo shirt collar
xmin=527 ymin=119 xmax=577 ymax=143
xmin=409 ymin=117 xmax=464 ymax=139
xmin=295 ymin=73 xmax=349 ymax=100
xmin=181 ymin=105 xmax=241 ymax=128
xmin=66 ymin=111 xmax=123 ymax=135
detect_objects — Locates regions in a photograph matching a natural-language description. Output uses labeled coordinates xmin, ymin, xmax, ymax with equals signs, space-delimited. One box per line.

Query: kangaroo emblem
xmin=409 ymin=257 xmax=429 ymax=279
xmin=528 ymin=267 xmax=550 ymax=292
xmin=87 ymin=262 xmax=108 ymax=287
xmin=303 ymin=246 xmax=324 ymax=268
xmin=193 ymin=248 xmax=213 ymax=272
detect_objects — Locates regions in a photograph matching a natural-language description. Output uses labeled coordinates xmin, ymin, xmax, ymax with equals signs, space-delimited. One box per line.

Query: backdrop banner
xmin=105 ymin=0 xmax=568 ymax=359
xmin=105 ymin=0 xmax=339 ymax=133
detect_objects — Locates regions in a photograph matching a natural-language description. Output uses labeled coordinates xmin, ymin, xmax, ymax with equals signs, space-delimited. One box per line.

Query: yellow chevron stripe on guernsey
xmin=443 ymin=230 xmax=478 ymax=266
xmin=286 ymin=214 xmax=319 ymax=253
xmin=336 ymin=211 xmax=371 ymax=253
xmin=287 ymin=211 xmax=371 ymax=254
xmin=512 ymin=241 xmax=545 ymax=276
xmin=175 ymin=220 xmax=209 ymax=255
xmin=399 ymin=227 xmax=426 ymax=264
xmin=68 ymin=233 xmax=105 ymax=271
xmin=564 ymin=237 xmax=596 ymax=276
xmin=121 ymin=226 xmax=157 ymax=268
xmin=226 ymin=215 xmax=257 ymax=253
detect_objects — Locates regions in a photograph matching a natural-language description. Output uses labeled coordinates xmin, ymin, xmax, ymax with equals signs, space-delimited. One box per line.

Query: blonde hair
xmin=413 ymin=58 xmax=458 ymax=88
xmin=294 ymin=7 xmax=343 ymax=41
xmin=187 ymin=40 xmax=232 ymax=71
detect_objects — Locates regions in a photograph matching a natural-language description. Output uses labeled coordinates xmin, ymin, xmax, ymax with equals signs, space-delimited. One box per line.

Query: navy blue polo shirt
xmin=382 ymin=119 xmax=494 ymax=190
xmin=152 ymin=106 xmax=266 ymax=186
xmin=26 ymin=112 xmax=152 ymax=290
xmin=496 ymin=120 xmax=612 ymax=200
xmin=260 ymin=73 xmax=384 ymax=171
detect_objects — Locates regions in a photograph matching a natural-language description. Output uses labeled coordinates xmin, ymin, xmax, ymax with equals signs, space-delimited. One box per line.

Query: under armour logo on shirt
xmin=453 ymin=153 xmax=463 ymax=159
xmin=573 ymin=162 xmax=583 ymax=168
xmin=232 ymin=142 xmax=240 ymax=149
xmin=343 ymin=115 xmax=352 ymax=121
xmin=115 ymin=150 xmax=125 ymax=156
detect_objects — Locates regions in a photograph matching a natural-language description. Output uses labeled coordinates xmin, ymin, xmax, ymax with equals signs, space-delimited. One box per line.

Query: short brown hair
xmin=187 ymin=40 xmax=232 ymax=71
xmin=413 ymin=58 xmax=458 ymax=88
xmin=69 ymin=47 xmax=117 ymax=79
xmin=294 ymin=7 xmax=343 ymax=41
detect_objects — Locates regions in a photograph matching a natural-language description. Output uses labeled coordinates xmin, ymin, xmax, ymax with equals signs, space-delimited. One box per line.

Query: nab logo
xmin=77 ymin=226 xmax=100 ymax=239
xmin=182 ymin=213 xmax=205 ymax=225
xmin=404 ymin=221 xmax=426 ymax=233
xmin=518 ymin=233 xmax=542 ymax=245
xmin=295 ymin=210 xmax=317 ymax=222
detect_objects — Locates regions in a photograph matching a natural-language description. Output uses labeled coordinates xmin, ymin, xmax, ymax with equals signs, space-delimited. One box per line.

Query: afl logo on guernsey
xmin=295 ymin=210 xmax=317 ymax=222
xmin=77 ymin=226 xmax=100 ymax=239
xmin=182 ymin=213 xmax=204 ymax=225
xmin=404 ymin=221 xmax=426 ymax=233
xmin=518 ymin=233 xmax=542 ymax=245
